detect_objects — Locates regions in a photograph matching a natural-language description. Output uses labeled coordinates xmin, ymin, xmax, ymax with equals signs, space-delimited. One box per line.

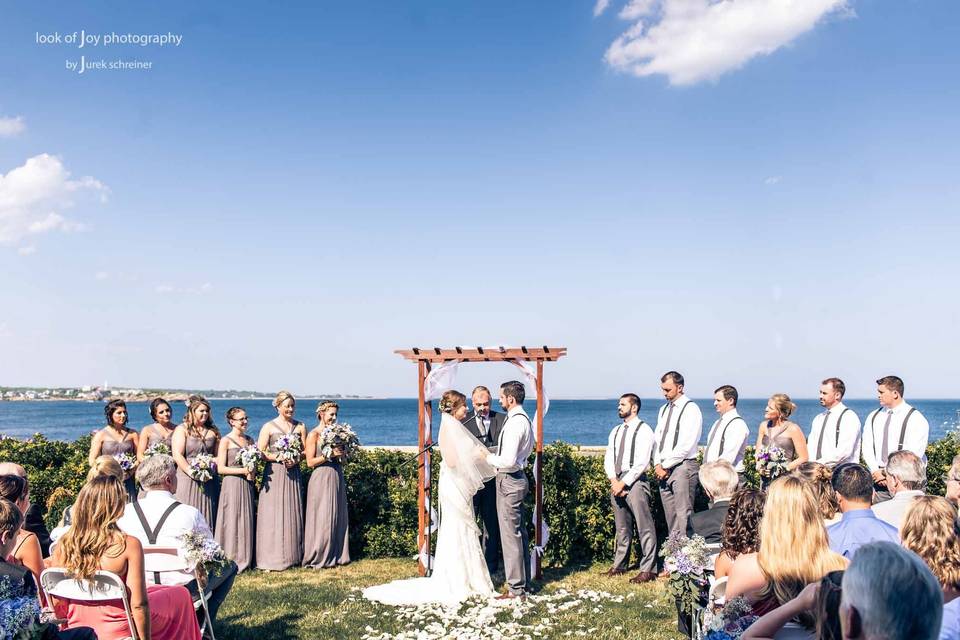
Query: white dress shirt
xmin=603 ymin=416 xmax=654 ymax=487
xmin=653 ymin=394 xmax=702 ymax=470
xmin=703 ymin=409 xmax=749 ymax=472
xmin=486 ymin=406 xmax=534 ymax=473
xmin=861 ymin=402 xmax=930 ymax=472
xmin=118 ymin=489 xmax=214 ymax=586
xmin=871 ymin=489 xmax=925 ymax=533
xmin=807 ymin=402 xmax=862 ymax=466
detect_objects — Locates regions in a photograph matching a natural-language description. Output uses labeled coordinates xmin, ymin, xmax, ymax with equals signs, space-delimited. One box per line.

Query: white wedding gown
xmin=363 ymin=413 xmax=497 ymax=606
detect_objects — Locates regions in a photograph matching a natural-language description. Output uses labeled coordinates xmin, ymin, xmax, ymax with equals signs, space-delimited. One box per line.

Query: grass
xmin=216 ymin=559 xmax=685 ymax=639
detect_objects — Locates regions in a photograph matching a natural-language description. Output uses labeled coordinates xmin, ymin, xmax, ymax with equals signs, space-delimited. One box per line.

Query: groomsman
xmin=603 ymin=393 xmax=656 ymax=583
xmin=808 ymin=377 xmax=861 ymax=467
xmin=464 ymin=385 xmax=506 ymax=575
xmin=486 ymin=381 xmax=534 ymax=599
xmin=652 ymin=371 xmax=703 ymax=553
xmin=862 ymin=376 xmax=930 ymax=503
xmin=702 ymin=385 xmax=749 ymax=481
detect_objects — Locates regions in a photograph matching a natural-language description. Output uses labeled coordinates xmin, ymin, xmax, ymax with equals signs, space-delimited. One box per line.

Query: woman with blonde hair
xmin=88 ymin=399 xmax=139 ymax=502
xmin=172 ymin=397 xmax=221 ymax=530
xmin=792 ymin=461 xmax=841 ymax=524
xmin=52 ymin=456 xmax=126 ymax=542
xmin=900 ymin=495 xmax=960 ymax=600
xmin=51 ymin=475 xmax=201 ymax=640
xmin=256 ymin=390 xmax=307 ymax=570
xmin=726 ymin=475 xmax=847 ymax=627
xmin=755 ymin=394 xmax=808 ymax=487
xmin=303 ymin=400 xmax=351 ymax=569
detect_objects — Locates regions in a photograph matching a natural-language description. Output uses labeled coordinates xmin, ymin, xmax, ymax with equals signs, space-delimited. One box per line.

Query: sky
xmin=1 ymin=0 xmax=959 ymax=400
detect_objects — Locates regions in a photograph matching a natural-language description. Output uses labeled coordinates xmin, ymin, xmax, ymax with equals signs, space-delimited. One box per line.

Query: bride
xmin=363 ymin=390 xmax=497 ymax=606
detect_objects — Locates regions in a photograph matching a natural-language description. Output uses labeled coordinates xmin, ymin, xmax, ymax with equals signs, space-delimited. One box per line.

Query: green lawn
xmin=216 ymin=559 xmax=685 ymax=639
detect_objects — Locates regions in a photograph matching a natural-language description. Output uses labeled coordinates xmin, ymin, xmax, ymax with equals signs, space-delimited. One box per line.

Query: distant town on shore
xmin=0 ymin=385 xmax=373 ymax=402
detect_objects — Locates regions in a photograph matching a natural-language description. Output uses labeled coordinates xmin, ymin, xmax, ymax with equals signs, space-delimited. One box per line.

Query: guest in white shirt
xmin=808 ymin=377 xmax=862 ymax=467
xmin=119 ymin=454 xmax=237 ymax=622
xmin=703 ymin=385 xmax=749 ymax=480
xmin=485 ymin=381 xmax=534 ymax=598
xmin=861 ymin=376 xmax=930 ymax=503
xmin=871 ymin=450 xmax=926 ymax=532
xmin=652 ymin=371 xmax=702 ymax=550
xmin=602 ymin=393 xmax=656 ymax=584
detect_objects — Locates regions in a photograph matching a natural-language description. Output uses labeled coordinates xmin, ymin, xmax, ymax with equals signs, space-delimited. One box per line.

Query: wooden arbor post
xmin=396 ymin=346 xmax=567 ymax=579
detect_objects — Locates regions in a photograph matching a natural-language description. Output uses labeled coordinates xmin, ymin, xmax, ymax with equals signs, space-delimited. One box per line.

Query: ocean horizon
xmin=2 ymin=398 xmax=959 ymax=447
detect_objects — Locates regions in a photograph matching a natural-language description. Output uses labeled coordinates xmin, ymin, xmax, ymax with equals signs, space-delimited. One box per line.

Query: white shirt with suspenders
xmin=604 ymin=416 xmax=654 ymax=487
xmin=653 ymin=394 xmax=703 ymax=470
xmin=703 ymin=410 xmax=749 ymax=473
xmin=861 ymin=402 xmax=930 ymax=473
xmin=808 ymin=402 xmax=862 ymax=466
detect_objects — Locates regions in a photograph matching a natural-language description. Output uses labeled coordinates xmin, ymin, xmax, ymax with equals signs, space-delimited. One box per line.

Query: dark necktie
xmin=880 ymin=409 xmax=894 ymax=463
xmin=815 ymin=410 xmax=831 ymax=459
xmin=614 ymin=424 xmax=627 ymax=476
xmin=658 ymin=402 xmax=675 ymax=453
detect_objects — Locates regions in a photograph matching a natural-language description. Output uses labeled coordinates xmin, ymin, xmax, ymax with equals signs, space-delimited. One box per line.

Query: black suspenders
xmin=870 ymin=407 xmax=917 ymax=463
xmin=132 ymin=499 xmax=182 ymax=584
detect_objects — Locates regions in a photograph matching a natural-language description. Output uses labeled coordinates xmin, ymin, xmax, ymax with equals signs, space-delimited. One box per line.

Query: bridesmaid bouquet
xmin=755 ymin=446 xmax=788 ymax=479
xmin=179 ymin=529 xmax=230 ymax=577
xmin=189 ymin=453 xmax=218 ymax=485
xmin=144 ymin=441 xmax=171 ymax=458
xmin=274 ymin=433 xmax=303 ymax=464
xmin=113 ymin=452 xmax=136 ymax=475
xmin=319 ymin=423 xmax=361 ymax=459
xmin=236 ymin=444 xmax=263 ymax=473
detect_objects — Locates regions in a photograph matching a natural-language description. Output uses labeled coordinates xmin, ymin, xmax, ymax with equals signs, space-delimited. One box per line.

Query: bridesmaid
xmin=256 ymin=390 xmax=306 ymax=571
xmin=172 ymin=397 xmax=221 ymax=530
xmin=303 ymin=401 xmax=351 ymax=569
xmin=215 ymin=407 xmax=256 ymax=572
xmin=137 ymin=398 xmax=177 ymax=462
xmin=89 ymin=399 xmax=140 ymax=502
xmin=755 ymin=393 xmax=809 ymax=487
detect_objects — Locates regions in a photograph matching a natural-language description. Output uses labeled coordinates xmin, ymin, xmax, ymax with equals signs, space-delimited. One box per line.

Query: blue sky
xmin=1 ymin=1 xmax=958 ymax=399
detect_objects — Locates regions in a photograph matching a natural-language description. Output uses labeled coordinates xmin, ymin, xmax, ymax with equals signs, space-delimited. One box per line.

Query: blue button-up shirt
xmin=941 ymin=597 xmax=960 ymax=640
xmin=827 ymin=508 xmax=900 ymax=559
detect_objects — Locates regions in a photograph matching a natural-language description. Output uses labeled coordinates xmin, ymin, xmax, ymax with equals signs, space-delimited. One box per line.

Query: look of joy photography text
xmin=35 ymin=29 xmax=183 ymax=75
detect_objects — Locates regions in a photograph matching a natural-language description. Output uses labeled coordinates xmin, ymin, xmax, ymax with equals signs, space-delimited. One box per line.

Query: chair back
xmin=709 ymin=575 xmax=728 ymax=606
xmin=142 ymin=545 xmax=193 ymax=574
xmin=40 ymin=568 xmax=138 ymax=640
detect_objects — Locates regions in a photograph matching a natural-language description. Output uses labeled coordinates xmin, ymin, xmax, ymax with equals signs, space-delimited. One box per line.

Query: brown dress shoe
xmin=604 ymin=567 xmax=628 ymax=576
xmin=495 ymin=592 xmax=524 ymax=600
xmin=629 ymin=571 xmax=658 ymax=584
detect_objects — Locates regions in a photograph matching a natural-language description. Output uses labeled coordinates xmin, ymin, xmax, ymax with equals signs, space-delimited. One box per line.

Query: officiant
xmin=464 ymin=385 xmax=506 ymax=575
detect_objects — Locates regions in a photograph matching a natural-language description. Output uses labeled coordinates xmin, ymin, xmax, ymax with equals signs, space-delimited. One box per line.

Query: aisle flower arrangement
xmin=660 ymin=531 xmax=711 ymax=637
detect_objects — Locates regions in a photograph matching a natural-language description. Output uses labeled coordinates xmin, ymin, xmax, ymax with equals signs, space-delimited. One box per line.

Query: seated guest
xmin=871 ymin=450 xmax=926 ymax=532
xmin=0 ymin=498 xmax=97 ymax=640
xmin=741 ymin=570 xmax=844 ymax=640
xmin=827 ymin=464 xmax=898 ymax=559
xmin=726 ymin=476 xmax=847 ymax=629
xmin=119 ymin=454 xmax=237 ymax=622
xmin=51 ymin=476 xmax=201 ymax=640
xmin=51 ymin=456 xmax=125 ymax=544
xmin=900 ymin=496 xmax=960 ymax=601
xmin=688 ymin=460 xmax=738 ymax=544
xmin=839 ymin=541 xmax=942 ymax=640
xmin=793 ymin=461 xmax=841 ymax=525
xmin=0 ymin=462 xmax=51 ymax=557
xmin=944 ymin=454 xmax=960 ymax=508
xmin=0 ymin=474 xmax=44 ymax=596
xmin=714 ymin=488 xmax=765 ymax=579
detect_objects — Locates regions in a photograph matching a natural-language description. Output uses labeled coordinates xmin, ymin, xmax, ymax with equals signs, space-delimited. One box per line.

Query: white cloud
xmin=0 ymin=116 xmax=25 ymax=137
xmin=764 ymin=175 xmax=782 ymax=185
xmin=604 ymin=0 xmax=852 ymax=85
xmin=155 ymin=282 xmax=213 ymax=295
xmin=17 ymin=245 xmax=36 ymax=256
xmin=594 ymin=0 xmax=611 ymax=17
xmin=0 ymin=153 xmax=108 ymax=246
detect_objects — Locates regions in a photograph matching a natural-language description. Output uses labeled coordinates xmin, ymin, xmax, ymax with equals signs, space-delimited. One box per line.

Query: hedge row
xmin=1 ymin=432 xmax=957 ymax=567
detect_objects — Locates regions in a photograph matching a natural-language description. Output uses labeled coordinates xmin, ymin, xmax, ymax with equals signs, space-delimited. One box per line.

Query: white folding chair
xmin=708 ymin=575 xmax=727 ymax=607
xmin=141 ymin=545 xmax=216 ymax=640
xmin=40 ymin=568 xmax=138 ymax=640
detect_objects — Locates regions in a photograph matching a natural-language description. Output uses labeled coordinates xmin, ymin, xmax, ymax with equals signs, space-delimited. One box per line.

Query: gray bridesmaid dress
xmin=760 ymin=421 xmax=799 ymax=488
xmin=99 ymin=433 xmax=138 ymax=502
xmin=175 ymin=431 xmax=220 ymax=530
xmin=255 ymin=423 xmax=305 ymax=570
xmin=139 ymin=426 xmax=175 ymax=498
xmin=302 ymin=459 xmax=350 ymax=568
xmin=215 ymin=436 xmax=256 ymax=572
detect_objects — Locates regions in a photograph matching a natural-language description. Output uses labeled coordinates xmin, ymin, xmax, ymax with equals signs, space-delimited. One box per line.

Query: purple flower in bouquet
xmin=113 ymin=452 xmax=136 ymax=474
xmin=756 ymin=445 xmax=788 ymax=479
xmin=236 ymin=444 xmax=263 ymax=473
xmin=274 ymin=433 xmax=303 ymax=464
xmin=319 ymin=422 xmax=360 ymax=460
xmin=179 ymin=529 xmax=230 ymax=576
xmin=189 ymin=452 xmax=217 ymax=485
xmin=659 ymin=532 xmax=711 ymax=617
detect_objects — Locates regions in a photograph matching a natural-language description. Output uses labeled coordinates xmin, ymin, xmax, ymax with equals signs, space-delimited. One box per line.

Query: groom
xmin=464 ymin=385 xmax=506 ymax=575
xmin=485 ymin=380 xmax=534 ymax=599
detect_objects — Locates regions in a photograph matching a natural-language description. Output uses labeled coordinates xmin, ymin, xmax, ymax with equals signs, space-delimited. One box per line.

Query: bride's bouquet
xmin=189 ymin=453 xmax=217 ymax=486
xmin=319 ymin=423 xmax=360 ymax=460
xmin=274 ymin=433 xmax=303 ymax=465
xmin=236 ymin=444 xmax=263 ymax=473
xmin=755 ymin=446 xmax=788 ymax=479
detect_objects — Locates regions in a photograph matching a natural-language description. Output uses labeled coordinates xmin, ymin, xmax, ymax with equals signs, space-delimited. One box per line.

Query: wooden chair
xmin=40 ymin=568 xmax=139 ymax=640
xmin=141 ymin=545 xmax=216 ymax=640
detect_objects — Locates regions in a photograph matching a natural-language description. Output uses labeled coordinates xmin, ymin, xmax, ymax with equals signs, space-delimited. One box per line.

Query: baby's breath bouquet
xmin=179 ymin=529 xmax=230 ymax=577
xmin=144 ymin=441 xmax=171 ymax=458
xmin=319 ymin=423 xmax=360 ymax=460
xmin=660 ymin=531 xmax=711 ymax=637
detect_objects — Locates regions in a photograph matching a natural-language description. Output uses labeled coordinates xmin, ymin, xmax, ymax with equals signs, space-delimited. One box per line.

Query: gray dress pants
xmin=659 ymin=459 xmax=700 ymax=539
xmin=496 ymin=469 xmax=530 ymax=595
xmin=610 ymin=475 xmax=656 ymax=572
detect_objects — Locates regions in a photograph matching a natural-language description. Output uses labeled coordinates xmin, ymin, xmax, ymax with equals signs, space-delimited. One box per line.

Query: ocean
xmin=2 ymin=398 xmax=959 ymax=446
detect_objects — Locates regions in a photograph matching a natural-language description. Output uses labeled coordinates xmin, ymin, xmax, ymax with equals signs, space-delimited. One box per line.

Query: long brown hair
xmin=58 ymin=476 xmax=127 ymax=581
xmin=184 ymin=397 xmax=219 ymax=438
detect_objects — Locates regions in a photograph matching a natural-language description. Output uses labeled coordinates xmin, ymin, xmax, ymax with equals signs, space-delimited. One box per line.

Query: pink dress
xmin=61 ymin=582 xmax=201 ymax=640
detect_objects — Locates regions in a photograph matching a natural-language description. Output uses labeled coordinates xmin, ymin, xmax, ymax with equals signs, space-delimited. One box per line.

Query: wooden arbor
xmin=395 ymin=346 xmax=567 ymax=578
